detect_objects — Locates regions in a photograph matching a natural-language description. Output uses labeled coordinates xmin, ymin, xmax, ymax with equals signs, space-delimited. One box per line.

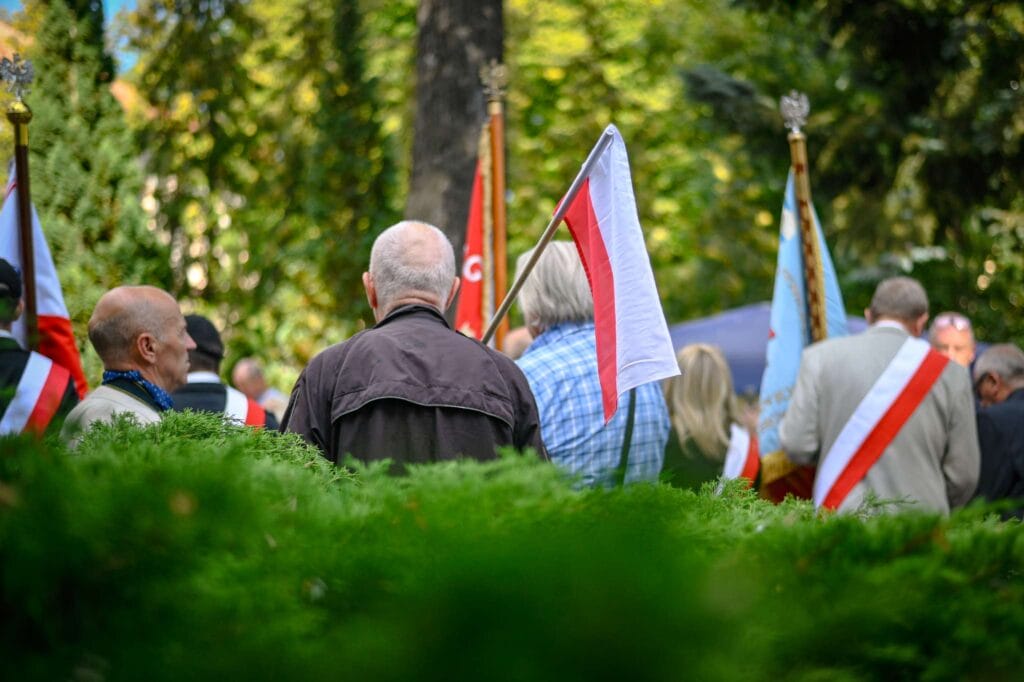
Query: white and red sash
xmin=721 ymin=423 xmax=760 ymax=488
xmin=0 ymin=352 xmax=71 ymax=435
xmin=815 ymin=337 xmax=949 ymax=510
xmin=225 ymin=387 xmax=266 ymax=427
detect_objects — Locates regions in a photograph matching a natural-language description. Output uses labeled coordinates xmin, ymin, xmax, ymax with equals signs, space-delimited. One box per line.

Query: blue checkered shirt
xmin=517 ymin=321 xmax=669 ymax=487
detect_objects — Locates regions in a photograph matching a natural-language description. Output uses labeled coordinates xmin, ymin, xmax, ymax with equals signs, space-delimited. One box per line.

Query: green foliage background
xmin=2 ymin=413 xmax=1023 ymax=680
xmin=6 ymin=0 xmax=1023 ymax=388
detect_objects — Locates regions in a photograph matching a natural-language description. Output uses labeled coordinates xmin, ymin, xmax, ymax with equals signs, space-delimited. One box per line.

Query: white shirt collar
xmin=870 ymin=319 xmax=909 ymax=332
xmin=187 ymin=371 xmax=222 ymax=384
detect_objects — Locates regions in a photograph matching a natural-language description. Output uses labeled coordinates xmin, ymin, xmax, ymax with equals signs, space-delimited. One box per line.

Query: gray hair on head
xmin=869 ymin=276 xmax=929 ymax=322
xmin=515 ymin=241 xmax=593 ymax=333
xmin=974 ymin=343 xmax=1024 ymax=383
xmin=369 ymin=220 xmax=456 ymax=313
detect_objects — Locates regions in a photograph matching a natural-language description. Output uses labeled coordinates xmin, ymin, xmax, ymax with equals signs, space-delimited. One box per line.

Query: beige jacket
xmin=61 ymin=384 xmax=162 ymax=448
xmin=780 ymin=325 xmax=980 ymax=514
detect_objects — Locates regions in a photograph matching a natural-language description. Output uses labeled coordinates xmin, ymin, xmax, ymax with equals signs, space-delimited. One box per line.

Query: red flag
xmin=561 ymin=125 xmax=678 ymax=420
xmin=455 ymin=159 xmax=486 ymax=338
xmin=0 ymin=172 xmax=89 ymax=397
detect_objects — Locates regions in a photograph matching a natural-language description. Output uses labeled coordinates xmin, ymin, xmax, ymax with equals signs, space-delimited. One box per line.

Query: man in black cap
xmin=0 ymin=257 xmax=78 ymax=436
xmin=171 ymin=314 xmax=278 ymax=429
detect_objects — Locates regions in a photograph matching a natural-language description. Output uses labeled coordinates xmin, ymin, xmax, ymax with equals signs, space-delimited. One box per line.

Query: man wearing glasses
xmin=972 ymin=344 xmax=1024 ymax=516
xmin=928 ymin=311 xmax=976 ymax=368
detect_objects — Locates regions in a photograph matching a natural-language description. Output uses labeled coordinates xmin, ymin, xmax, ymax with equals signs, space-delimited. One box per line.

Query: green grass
xmin=1 ymin=412 xmax=1021 ymax=681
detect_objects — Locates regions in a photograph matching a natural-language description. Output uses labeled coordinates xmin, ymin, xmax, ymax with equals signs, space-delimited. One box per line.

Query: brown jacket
xmin=281 ymin=305 xmax=546 ymax=466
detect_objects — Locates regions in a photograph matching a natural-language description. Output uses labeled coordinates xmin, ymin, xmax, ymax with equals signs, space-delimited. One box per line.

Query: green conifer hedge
xmin=1 ymin=413 xmax=1022 ymax=680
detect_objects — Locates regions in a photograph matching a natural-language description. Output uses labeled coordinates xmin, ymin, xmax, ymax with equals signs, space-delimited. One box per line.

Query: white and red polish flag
xmin=0 ymin=170 xmax=88 ymax=398
xmin=560 ymin=124 xmax=679 ymax=421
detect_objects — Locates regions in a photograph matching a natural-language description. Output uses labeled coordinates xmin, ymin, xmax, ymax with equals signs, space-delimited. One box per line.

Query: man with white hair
xmin=281 ymin=220 xmax=545 ymax=467
xmin=514 ymin=241 xmax=669 ymax=487
xmin=971 ymin=343 xmax=1024 ymax=514
xmin=780 ymin=277 xmax=979 ymax=514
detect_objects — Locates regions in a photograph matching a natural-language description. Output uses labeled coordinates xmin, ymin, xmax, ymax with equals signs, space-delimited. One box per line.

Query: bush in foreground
xmin=1 ymin=412 xmax=1022 ymax=681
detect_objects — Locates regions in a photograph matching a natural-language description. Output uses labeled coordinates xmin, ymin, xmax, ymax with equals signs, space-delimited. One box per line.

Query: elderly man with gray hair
xmin=780 ymin=276 xmax=979 ymax=514
xmin=281 ymin=220 xmax=545 ymax=467
xmin=515 ymin=241 xmax=669 ymax=487
xmin=971 ymin=344 xmax=1024 ymax=515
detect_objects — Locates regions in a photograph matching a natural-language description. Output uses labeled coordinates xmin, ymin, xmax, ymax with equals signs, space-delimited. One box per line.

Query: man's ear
xmin=913 ymin=313 xmax=929 ymax=337
xmin=362 ymin=272 xmax=377 ymax=310
xmin=864 ymin=308 xmax=874 ymax=325
xmin=444 ymin=277 xmax=461 ymax=311
xmin=136 ymin=332 xmax=158 ymax=365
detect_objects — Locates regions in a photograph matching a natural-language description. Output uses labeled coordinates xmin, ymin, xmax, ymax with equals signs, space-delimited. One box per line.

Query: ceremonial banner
xmin=455 ymin=128 xmax=493 ymax=339
xmin=0 ymin=170 xmax=88 ymax=398
xmin=561 ymin=124 xmax=679 ymax=421
xmin=758 ymin=171 xmax=847 ymax=498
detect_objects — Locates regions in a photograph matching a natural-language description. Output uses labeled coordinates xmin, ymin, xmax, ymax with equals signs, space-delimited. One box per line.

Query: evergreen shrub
xmin=1 ymin=412 xmax=1022 ymax=680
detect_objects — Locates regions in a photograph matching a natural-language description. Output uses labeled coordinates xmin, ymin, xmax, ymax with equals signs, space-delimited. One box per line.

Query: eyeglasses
xmin=932 ymin=312 xmax=972 ymax=332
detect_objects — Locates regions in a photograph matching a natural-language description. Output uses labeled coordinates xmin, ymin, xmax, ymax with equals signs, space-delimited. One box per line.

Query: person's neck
xmin=872 ymin=317 xmax=915 ymax=335
xmin=107 ymin=364 xmax=166 ymax=391
xmin=377 ymin=298 xmax=443 ymax=321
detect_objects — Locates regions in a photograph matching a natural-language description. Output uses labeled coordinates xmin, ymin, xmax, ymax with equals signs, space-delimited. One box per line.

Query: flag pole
xmin=759 ymin=91 xmax=825 ymax=501
xmin=2 ymin=54 xmax=37 ymax=350
xmin=481 ymin=128 xmax=615 ymax=345
xmin=481 ymin=60 xmax=509 ymax=350
xmin=781 ymin=91 xmax=827 ymax=343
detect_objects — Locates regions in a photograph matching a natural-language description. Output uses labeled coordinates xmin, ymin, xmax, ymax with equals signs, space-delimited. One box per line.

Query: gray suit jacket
xmin=779 ymin=325 xmax=979 ymax=514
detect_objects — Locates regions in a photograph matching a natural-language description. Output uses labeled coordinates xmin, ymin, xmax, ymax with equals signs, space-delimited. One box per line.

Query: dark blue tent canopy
xmin=668 ymin=302 xmax=868 ymax=397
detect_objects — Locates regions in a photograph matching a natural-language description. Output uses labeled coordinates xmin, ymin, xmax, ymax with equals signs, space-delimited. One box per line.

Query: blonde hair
xmin=663 ymin=344 xmax=741 ymax=461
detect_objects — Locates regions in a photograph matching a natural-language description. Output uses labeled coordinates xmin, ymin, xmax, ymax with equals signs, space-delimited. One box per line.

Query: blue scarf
xmin=102 ymin=370 xmax=174 ymax=412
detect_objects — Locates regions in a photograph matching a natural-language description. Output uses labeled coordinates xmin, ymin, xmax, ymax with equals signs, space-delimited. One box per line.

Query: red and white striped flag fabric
xmin=0 ymin=171 xmax=88 ymax=398
xmin=561 ymin=124 xmax=679 ymax=421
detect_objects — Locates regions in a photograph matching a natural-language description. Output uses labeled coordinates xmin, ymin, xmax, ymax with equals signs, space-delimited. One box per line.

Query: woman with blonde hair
xmin=661 ymin=344 xmax=759 ymax=490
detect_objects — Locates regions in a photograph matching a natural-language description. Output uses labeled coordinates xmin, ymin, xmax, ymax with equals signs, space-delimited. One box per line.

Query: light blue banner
xmin=758 ymin=171 xmax=847 ymax=456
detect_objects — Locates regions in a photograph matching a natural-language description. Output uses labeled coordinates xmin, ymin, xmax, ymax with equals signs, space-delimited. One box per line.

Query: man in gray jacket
xmin=780 ymin=277 xmax=979 ymax=514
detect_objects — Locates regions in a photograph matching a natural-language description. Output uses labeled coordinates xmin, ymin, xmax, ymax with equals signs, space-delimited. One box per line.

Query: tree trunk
xmin=406 ymin=0 xmax=502 ymax=256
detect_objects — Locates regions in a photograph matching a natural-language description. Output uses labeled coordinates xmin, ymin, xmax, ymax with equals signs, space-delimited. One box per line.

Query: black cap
xmin=185 ymin=314 xmax=224 ymax=360
xmin=0 ymin=258 xmax=21 ymax=301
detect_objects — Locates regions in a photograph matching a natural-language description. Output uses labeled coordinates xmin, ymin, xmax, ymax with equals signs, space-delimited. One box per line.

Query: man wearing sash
xmin=171 ymin=314 xmax=277 ymax=429
xmin=780 ymin=277 xmax=979 ymax=514
xmin=0 ymin=258 xmax=78 ymax=435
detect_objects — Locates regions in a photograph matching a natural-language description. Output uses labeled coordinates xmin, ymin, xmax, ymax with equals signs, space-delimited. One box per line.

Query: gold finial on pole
xmin=480 ymin=59 xmax=509 ymax=104
xmin=3 ymin=53 xmax=38 ymax=350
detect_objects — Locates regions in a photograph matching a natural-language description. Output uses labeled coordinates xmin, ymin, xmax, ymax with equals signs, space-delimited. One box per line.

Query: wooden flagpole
xmin=2 ymin=55 xmax=37 ymax=350
xmin=781 ymin=91 xmax=828 ymax=343
xmin=481 ymin=61 xmax=509 ymax=350
xmin=481 ymin=128 xmax=615 ymax=346
xmin=478 ymin=126 xmax=494 ymax=335
xmin=760 ymin=91 xmax=824 ymax=501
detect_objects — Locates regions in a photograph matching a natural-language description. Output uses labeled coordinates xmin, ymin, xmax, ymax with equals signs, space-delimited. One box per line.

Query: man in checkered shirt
xmin=515 ymin=242 xmax=670 ymax=487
